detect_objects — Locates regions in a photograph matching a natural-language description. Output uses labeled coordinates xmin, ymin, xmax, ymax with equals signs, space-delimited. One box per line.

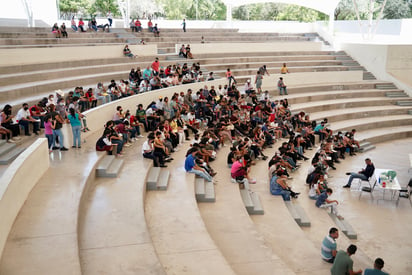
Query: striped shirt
xmin=321 ymin=235 xmax=337 ymax=260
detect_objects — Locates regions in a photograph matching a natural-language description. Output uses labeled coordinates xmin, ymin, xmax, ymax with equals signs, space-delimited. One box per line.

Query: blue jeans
xmin=188 ymin=168 xmax=213 ymax=182
xmin=347 ymin=173 xmax=368 ymax=186
xmin=279 ymin=87 xmax=288 ymax=95
xmin=272 ymin=188 xmax=291 ymax=201
xmin=71 ymin=125 xmax=81 ymax=147
xmin=46 ymin=134 xmax=53 ymax=149
xmin=52 ymin=128 xmax=64 ymax=148
xmin=19 ymin=120 xmax=39 ymax=135
xmin=111 ymin=139 xmax=123 ymax=154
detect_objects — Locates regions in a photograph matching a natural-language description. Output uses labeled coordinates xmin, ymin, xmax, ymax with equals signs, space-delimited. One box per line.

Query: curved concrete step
xmin=330 ymin=115 xmax=412 ymax=133
xmin=356 ymin=125 xmax=412 ymax=144
xmin=0 ymin=145 xmax=102 ymax=274
xmin=144 ymin=147 xmax=235 ymax=274
xmin=78 ymin=148 xmax=166 ymax=275
xmin=197 ymin=147 xmax=295 ymax=275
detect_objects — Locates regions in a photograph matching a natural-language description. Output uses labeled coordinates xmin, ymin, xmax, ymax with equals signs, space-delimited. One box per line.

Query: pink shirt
xmin=44 ymin=121 xmax=53 ymax=135
xmin=231 ymin=160 xmax=245 ymax=178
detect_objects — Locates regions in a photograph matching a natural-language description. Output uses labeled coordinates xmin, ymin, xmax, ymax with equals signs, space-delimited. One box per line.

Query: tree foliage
xmin=335 ymin=0 xmax=411 ymax=20
xmin=381 ymin=0 xmax=411 ymax=18
xmin=156 ymin=0 xmax=226 ymax=20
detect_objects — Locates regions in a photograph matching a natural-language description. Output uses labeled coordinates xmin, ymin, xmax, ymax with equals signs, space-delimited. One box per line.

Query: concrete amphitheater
xmin=0 ymin=19 xmax=411 ymax=275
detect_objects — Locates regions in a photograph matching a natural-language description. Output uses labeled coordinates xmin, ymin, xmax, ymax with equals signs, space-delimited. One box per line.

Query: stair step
xmin=204 ymin=180 xmax=216 ymax=202
xmin=408 ymin=110 xmax=412 ymax=115
xmin=96 ymin=155 xmax=115 ymax=177
xmin=376 ymin=84 xmax=397 ymax=89
xmin=146 ymin=166 xmax=161 ymax=190
xmin=0 ymin=141 xmax=17 ymax=156
xmin=360 ymin=144 xmax=376 ymax=153
xmin=328 ymin=213 xmax=357 ymax=239
xmin=284 ymin=201 xmax=301 ymax=224
xmin=396 ymin=101 xmax=412 ymax=106
xmin=0 ymin=146 xmax=25 ymax=165
xmin=240 ymin=188 xmax=254 ymax=214
xmin=385 ymin=92 xmax=407 ymax=97
xmin=0 ymin=139 xmax=6 ymax=146
xmin=249 ymin=192 xmax=264 ymax=215
xmin=294 ymin=204 xmax=311 ymax=227
xmin=105 ymin=158 xmax=124 ymax=177
xmin=195 ymin=176 xmax=206 ymax=201
xmin=157 ymin=169 xmax=170 ymax=190
xmin=347 ymin=66 xmax=366 ymax=71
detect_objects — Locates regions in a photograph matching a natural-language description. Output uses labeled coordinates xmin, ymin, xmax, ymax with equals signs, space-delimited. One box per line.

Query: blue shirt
xmin=68 ymin=113 xmax=81 ymax=127
xmin=184 ymin=154 xmax=196 ymax=172
xmin=364 ymin=268 xmax=389 ymax=275
xmin=314 ymin=124 xmax=324 ymax=132
xmin=316 ymin=191 xmax=328 ymax=207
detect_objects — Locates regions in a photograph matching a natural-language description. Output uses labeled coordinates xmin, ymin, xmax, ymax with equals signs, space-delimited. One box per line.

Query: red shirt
xmin=135 ymin=20 xmax=141 ymax=27
xmin=151 ymin=61 xmax=160 ymax=72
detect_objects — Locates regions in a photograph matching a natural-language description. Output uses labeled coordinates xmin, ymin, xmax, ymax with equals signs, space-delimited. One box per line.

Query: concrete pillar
xmin=226 ymin=4 xmax=232 ymax=22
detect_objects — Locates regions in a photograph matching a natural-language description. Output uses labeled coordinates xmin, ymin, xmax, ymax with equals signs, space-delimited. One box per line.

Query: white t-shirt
xmin=142 ymin=140 xmax=153 ymax=154
xmin=16 ymin=108 xmax=30 ymax=121
xmin=309 ymin=183 xmax=318 ymax=198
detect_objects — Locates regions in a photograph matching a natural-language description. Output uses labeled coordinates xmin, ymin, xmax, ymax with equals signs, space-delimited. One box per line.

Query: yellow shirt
xmin=280 ymin=66 xmax=289 ymax=74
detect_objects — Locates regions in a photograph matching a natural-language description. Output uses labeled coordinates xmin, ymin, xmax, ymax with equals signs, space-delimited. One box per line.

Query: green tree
xmin=92 ymin=0 xmax=120 ymax=16
xmin=59 ymin=0 xmax=92 ymax=19
xmin=381 ymin=0 xmax=411 ymax=18
xmin=157 ymin=0 xmax=226 ymax=20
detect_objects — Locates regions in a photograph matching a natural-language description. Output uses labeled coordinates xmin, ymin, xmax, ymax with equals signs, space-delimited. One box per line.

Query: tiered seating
xmin=1 ymin=25 xmax=411 ymax=275
xmin=95 ymin=155 xmax=124 ymax=178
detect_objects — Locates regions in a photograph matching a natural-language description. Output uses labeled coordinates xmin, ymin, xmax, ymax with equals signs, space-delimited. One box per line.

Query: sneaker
xmin=345 ymin=172 xmax=351 ymax=175
xmin=52 ymin=146 xmax=60 ymax=150
xmin=337 ymin=215 xmax=344 ymax=220
xmin=60 ymin=147 xmax=68 ymax=151
xmin=249 ymin=179 xmax=257 ymax=184
xmin=12 ymin=136 xmax=22 ymax=141
xmin=138 ymin=135 xmax=144 ymax=138
xmin=262 ymin=156 xmax=268 ymax=160
xmin=77 ymin=146 xmax=81 ymax=149
xmin=72 ymin=146 xmax=76 ymax=148
xmin=343 ymin=185 xmax=351 ymax=188
xmin=159 ymin=164 xmax=168 ymax=168
xmin=124 ymin=143 xmax=131 ymax=147
xmin=7 ymin=139 xmax=15 ymax=143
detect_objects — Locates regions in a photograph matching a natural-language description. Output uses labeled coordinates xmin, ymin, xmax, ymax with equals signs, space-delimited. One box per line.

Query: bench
xmin=284 ymin=201 xmax=311 ymax=227
xmin=409 ymin=154 xmax=412 ymax=175
xmin=146 ymin=165 xmax=170 ymax=191
xmin=194 ymin=176 xmax=215 ymax=202
xmin=328 ymin=213 xmax=357 ymax=239
xmin=239 ymin=188 xmax=264 ymax=215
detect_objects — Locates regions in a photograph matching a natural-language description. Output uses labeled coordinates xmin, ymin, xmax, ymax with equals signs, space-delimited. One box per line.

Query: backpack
xmin=306 ymin=171 xmax=316 ymax=184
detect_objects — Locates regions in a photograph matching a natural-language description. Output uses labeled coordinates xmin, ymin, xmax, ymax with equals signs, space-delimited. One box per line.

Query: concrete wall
xmin=340 ymin=43 xmax=412 ymax=97
xmin=0 ymin=138 xmax=49 ymax=258
xmin=81 ymin=79 xmax=227 ymax=140
xmin=260 ymin=71 xmax=363 ymax=90
xmin=188 ymin=42 xmax=322 ymax=55
xmin=0 ymin=44 xmax=157 ymax=66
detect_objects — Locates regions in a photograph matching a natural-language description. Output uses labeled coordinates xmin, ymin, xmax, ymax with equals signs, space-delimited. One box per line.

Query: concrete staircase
xmin=0 ymin=140 xmax=25 ymax=165
xmin=359 ymin=141 xmax=376 ymax=152
xmin=194 ymin=176 xmax=215 ymax=202
xmin=146 ymin=166 xmax=170 ymax=190
xmin=239 ymin=189 xmax=264 ymax=215
xmin=284 ymin=201 xmax=311 ymax=227
xmin=95 ymin=155 xmax=124 ymax=178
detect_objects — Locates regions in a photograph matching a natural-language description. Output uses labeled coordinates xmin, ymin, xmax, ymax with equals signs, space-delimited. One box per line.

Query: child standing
xmin=68 ymin=108 xmax=82 ymax=148
xmin=44 ymin=116 xmax=54 ymax=152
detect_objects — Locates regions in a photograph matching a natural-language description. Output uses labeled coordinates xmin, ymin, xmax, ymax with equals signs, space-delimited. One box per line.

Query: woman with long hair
xmin=68 ymin=107 xmax=82 ymax=148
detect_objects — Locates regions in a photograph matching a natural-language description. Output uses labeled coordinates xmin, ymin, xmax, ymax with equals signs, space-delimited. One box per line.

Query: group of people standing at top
xmin=251 ymin=63 xmax=289 ymax=95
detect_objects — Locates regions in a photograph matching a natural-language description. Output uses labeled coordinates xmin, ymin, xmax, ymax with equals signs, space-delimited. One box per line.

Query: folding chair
xmin=396 ymin=178 xmax=412 ymax=207
xmin=355 ymin=174 xmax=376 ymax=191
xmin=359 ymin=176 xmax=377 ymax=200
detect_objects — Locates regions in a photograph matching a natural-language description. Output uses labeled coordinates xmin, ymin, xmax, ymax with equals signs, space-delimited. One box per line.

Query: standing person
xmin=321 ymin=227 xmax=339 ymax=263
xmin=364 ymin=258 xmax=388 ymax=275
xmin=255 ymin=71 xmax=263 ymax=94
xmin=43 ymin=115 xmax=54 ymax=152
xmin=226 ymin=68 xmax=237 ymax=86
xmin=49 ymin=104 xmax=68 ymax=151
xmin=258 ymin=64 xmax=270 ymax=76
xmin=343 ymin=158 xmax=375 ymax=188
xmin=182 ymin=18 xmax=186 ymax=32
xmin=331 ymin=245 xmax=362 ymax=275
xmin=107 ymin=11 xmax=113 ymax=26
xmin=68 ymin=108 xmax=82 ymax=148
xmin=151 ymin=57 xmax=160 ymax=76
xmin=277 ymin=77 xmax=288 ymax=95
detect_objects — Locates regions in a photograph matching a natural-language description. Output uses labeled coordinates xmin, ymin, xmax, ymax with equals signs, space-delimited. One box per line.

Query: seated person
xmin=96 ymin=132 xmax=114 ymax=154
xmin=231 ymin=156 xmax=256 ymax=187
xmin=184 ymin=147 xmax=213 ymax=182
xmin=321 ymin=227 xmax=339 ymax=263
xmin=78 ymin=18 xmax=86 ymax=32
xmin=316 ymin=188 xmax=343 ymax=220
xmin=343 ymin=158 xmax=375 ymax=188
xmin=153 ymin=23 xmax=160 ymax=37
xmin=51 ymin=23 xmax=61 ymax=38
xmin=179 ymin=44 xmax=186 ymax=58
xmin=60 ymin=23 xmax=68 ymax=38
xmin=364 ymin=258 xmax=388 ymax=275
xmin=147 ymin=20 xmax=153 ymax=32
xmin=270 ymin=170 xmax=299 ymax=201
xmin=123 ymin=45 xmax=135 ymax=58
xmin=71 ymin=16 xmax=78 ymax=31
xmin=129 ymin=19 xmax=137 ymax=32
xmin=280 ymin=63 xmax=289 ymax=74
xmin=16 ymin=103 xmax=40 ymax=136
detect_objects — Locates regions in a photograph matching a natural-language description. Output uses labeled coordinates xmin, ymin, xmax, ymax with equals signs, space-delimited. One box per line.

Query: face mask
xmin=60 ymin=103 xmax=65 ymax=106
xmin=24 ymin=107 xmax=29 ymax=110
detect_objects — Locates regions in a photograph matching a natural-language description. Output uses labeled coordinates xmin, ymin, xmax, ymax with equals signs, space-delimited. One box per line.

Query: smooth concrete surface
xmin=260 ymin=71 xmax=363 ymax=90
xmin=197 ymin=147 xmax=296 ymax=275
xmin=0 ymin=138 xmax=49 ymax=259
xmin=144 ymin=144 xmax=236 ymax=275
xmin=0 ymin=140 xmax=101 ymax=275
xmin=189 ymin=42 xmax=322 ymax=54
xmin=0 ymin=44 xmax=157 ymax=66
xmin=387 ymin=45 xmax=412 ymax=90
xmin=78 ymin=136 xmax=165 ymax=275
